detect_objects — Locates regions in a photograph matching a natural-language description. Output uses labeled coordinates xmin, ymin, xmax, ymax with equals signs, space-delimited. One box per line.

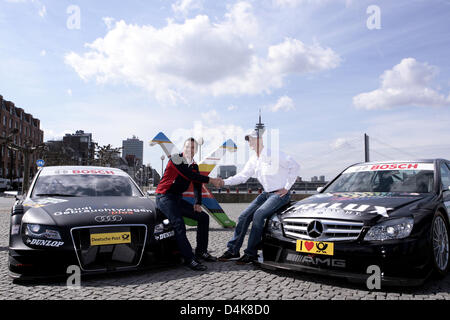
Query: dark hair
xmin=184 ymin=137 xmax=198 ymax=151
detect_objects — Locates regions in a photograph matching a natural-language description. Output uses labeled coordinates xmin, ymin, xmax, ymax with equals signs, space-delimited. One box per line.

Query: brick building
xmin=0 ymin=95 xmax=44 ymax=180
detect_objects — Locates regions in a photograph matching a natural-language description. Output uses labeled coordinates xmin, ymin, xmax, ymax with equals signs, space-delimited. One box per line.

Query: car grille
xmin=282 ymin=218 xmax=364 ymax=242
xmin=70 ymin=224 xmax=147 ymax=272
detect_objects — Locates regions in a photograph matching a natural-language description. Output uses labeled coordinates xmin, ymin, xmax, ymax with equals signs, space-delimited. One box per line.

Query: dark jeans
xmin=227 ymin=191 xmax=291 ymax=257
xmin=156 ymin=193 xmax=210 ymax=261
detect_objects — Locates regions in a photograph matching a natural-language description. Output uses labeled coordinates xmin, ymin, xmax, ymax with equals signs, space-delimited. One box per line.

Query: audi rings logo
xmin=95 ymin=215 xmax=123 ymax=223
xmin=307 ymin=220 xmax=323 ymax=238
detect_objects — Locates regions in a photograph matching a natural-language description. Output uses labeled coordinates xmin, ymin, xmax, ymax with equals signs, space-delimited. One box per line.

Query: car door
xmin=440 ymin=161 xmax=450 ymax=219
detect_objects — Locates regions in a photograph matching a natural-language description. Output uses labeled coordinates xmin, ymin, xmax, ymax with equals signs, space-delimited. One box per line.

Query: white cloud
xmin=330 ymin=137 xmax=355 ymax=150
xmin=200 ymin=109 xmax=220 ymax=123
xmin=40 ymin=49 xmax=46 ymax=56
xmin=273 ymin=0 xmax=353 ymax=8
xmin=227 ymin=105 xmax=237 ymax=111
xmin=353 ymin=58 xmax=450 ymax=110
xmin=271 ymin=95 xmax=295 ymax=112
xmin=172 ymin=0 xmax=203 ymax=16
xmin=67 ymin=89 xmax=72 ymax=96
xmin=65 ymin=2 xmax=340 ymax=103
xmin=102 ymin=17 xmax=115 ymax=30
xmin=6 ymin=0 xmax=47 ymax=17
xmin=38 ymin=4 xmax=46 ymax=17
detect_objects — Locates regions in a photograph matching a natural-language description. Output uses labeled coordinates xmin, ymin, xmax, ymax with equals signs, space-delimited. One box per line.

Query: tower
xmin=255 ymin=109 xmax=265 ymax=156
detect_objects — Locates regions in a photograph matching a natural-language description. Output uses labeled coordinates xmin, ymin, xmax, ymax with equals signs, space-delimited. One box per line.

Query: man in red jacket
xmin=156 ymin=137 xmax=223 ymax=271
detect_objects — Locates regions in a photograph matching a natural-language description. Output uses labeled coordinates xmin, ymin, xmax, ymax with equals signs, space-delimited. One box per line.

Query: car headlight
xmin=364 ymin=217 xmax=414 ymax=241
xmin=24 ymin=224 xmax=62 ymax=240
xmin=267 ymin=215 xmax=282 ymax=233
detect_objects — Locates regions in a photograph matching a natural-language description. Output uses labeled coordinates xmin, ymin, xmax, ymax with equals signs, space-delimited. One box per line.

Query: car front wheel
xmin=431 ymin=211 xmax=450 ymax=277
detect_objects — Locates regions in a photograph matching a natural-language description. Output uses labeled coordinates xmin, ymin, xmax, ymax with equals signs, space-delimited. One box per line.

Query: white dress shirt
xmin=223 ymin=147 xmax=300 ymax=192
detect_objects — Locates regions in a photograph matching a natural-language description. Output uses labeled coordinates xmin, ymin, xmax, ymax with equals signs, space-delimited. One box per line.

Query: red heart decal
xmin=305 ymin=241 xmax=314 ymax=251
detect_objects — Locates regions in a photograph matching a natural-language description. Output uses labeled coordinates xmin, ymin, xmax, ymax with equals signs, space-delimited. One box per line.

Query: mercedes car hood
xmin=282 ymin=192 xmax=428 ymax=223
xmin=21 ymin=196 xmax=156 ymax=227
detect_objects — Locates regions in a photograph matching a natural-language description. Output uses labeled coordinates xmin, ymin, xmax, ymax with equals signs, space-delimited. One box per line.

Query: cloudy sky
xmin=1 ymin=0 xmax=450 ymax=180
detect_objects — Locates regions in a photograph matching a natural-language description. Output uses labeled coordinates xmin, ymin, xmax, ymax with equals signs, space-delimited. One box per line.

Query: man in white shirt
xmin=218 ymin=129 xmax=300 ymax=264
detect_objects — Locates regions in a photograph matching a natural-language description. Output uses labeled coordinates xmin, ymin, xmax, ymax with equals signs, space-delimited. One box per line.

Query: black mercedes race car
xmin=8 ymin=166 xmax=181 ymax=280
xmin=261 ymin=159 xmax=450 ymax=286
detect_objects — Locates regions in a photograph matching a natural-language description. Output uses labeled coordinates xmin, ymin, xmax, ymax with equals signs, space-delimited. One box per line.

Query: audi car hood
xmin=21 ymin=196 xmax=156 ymax=227
xmin=282 ymin=192 xmax=430 ymax=223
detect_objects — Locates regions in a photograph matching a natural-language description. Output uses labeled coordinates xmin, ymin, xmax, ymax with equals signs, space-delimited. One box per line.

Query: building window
xmin=2 ymin=116 xmax=5 ymax=126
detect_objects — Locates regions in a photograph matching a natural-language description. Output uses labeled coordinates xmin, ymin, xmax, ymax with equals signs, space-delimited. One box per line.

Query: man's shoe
xmin=235 ymin=254 xmax=257 ymax=265
xmin=186 ymin=259 xmax=207 ymax=271
xmin=195 ymin=252 xmax=218 ymax=262
xmin=218 ymin=250 xmax=240 ymax=261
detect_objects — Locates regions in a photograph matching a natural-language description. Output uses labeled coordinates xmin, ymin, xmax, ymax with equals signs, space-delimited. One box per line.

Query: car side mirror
xmin=316 ymin=187 xmax=324 ymax=193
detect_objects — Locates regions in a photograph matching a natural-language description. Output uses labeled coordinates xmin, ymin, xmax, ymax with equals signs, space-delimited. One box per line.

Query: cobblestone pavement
xmin=0 ymin=198 xmax=449 ymax=300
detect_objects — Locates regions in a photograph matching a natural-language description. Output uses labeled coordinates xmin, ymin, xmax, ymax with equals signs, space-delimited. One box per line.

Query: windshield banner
xmin=344 ymin=163 xmax=434 ymax=173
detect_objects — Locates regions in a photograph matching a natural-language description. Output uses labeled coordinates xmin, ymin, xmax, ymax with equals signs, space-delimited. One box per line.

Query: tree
xmin=93 ymin=143 xmax=122 ymax=167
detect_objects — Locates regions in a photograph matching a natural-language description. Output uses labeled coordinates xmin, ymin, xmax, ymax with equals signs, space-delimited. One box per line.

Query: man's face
xmin=183 ymin=140 xmax=197 ymax=159
xmin=248 ymin=136 xmax=262 ymax=152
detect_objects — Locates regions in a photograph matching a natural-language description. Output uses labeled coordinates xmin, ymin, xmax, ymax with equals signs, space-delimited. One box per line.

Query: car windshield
xmin=31 ymin=174 xmax=143 ymax=197
xmin=325 ymin=163 xmax=434 ymax=193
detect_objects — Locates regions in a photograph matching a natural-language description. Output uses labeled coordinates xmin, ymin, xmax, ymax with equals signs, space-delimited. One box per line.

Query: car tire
xmin=430 ymin=211 xmax=450 ymax=278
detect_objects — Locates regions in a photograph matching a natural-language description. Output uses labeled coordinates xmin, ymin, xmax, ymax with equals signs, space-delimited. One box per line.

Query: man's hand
xmin=274 ymin=188 xmax=289 ymax=197
xmin=210 ymin=178 xmax=224 ymax=188
xmin=194 ymin=204 xmax=202 ymax=212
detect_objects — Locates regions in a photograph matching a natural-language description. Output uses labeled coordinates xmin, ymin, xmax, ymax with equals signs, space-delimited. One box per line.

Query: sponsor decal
xmin=90 ymin=232 xmax=131 ymax=246
xmin=53 ymin=207 xmax=152 ymax=216
xmin=285 ymin=253 xmax=346 ymax=268
xmin=25 ymin=238 xmax=64 ymax=247
xmin=344 ymin=163 xmax=434 ymax=173
xmin=154 ymin=223 xmax=164 ymax=233
xmin=11 ymin=224 xmax=20 ymax=235
xmin=24 ymin=197 xmax=69 ymax=208
xmin=291 ymin=202 xmax=392 ymax=217
xmin=325 ymin=192 xmax=421 ymax=201
xmin=296 ymin=239 xmax=334 ymax=256
xmin=155 ymin=230 xmax=175 ymax=241
xmin=95 ymin=215 xmax=123 ymax=223
xmin=41 ymin=168 xmax=128 ymax=177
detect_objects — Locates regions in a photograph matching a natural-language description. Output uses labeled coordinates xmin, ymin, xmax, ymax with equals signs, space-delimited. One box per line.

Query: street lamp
xmin=198 ymin=137 xmax=204 ymax=162
xmin=160 ymin=155 xmax=165 ymax=178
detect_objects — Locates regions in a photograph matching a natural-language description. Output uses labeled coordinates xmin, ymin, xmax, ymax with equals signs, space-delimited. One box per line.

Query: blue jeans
xmin=227 ymin=191 xmax=291 ymax=257
xmin=156 ymin=193 xmax=210 ymax=261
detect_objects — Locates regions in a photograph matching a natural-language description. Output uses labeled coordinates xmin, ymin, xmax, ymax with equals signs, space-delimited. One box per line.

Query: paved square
xmin=0 ymin=198 xmax=449 ymax=300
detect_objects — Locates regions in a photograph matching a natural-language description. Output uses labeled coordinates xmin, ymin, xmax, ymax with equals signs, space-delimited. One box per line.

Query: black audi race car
xmin=261 ymin=159 xmax=450 ymax=286
xmin=8 ymin=166 xmax=181 ymax=280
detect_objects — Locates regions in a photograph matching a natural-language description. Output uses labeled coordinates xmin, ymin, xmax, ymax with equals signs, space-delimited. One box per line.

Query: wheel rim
xmin=432 ymin=216 xmax=449 ymax=271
